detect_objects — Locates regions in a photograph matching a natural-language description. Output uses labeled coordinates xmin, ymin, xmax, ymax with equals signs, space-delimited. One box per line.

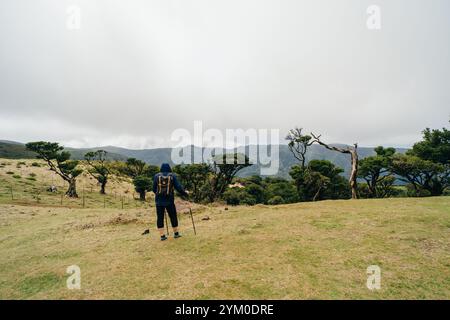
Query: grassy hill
xmin=0 ymin=159 xmax=149 ymax=209
xmin=0 ymin=197 xmax=448 ymax=299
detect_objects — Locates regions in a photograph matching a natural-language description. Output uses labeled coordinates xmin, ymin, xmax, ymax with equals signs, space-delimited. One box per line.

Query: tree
xmin=390 ymin=154 xmax=448 ymax=196
xmin=285 ymin=127 xmax=313 ymax=168
xmin=358 ymin=146 xmax=396 ymax=198
xmin=390 ymin=123 xmax=450 ymax=196
xmin=173 ymin=163 xmax=212 ymax=203
xmin=408 ymin=126 xmax=450 ymax=165
xmin=290 ymin=160 xmax=349 ymax=201
xmin=123 ymin=158 xmax=147 ymax=178
xmin=209 ymin=153 xmax=252 ymax=202
xmin=133 ymin=175 xmax=153 ymax=201
xmin=121 ymin=158 xmax=159 ymax=200
xmin=311 ymin=133 xmax=359 ymax=199
xmin=308 ymin=160 xmax=350 ymax=200
xmin=145 ymin=164 xmax=160 ymax=180
xmin=25 ymin=142 xmax=82 ymax=197
xmin=84 ymin=150 xmax=111 ymax=194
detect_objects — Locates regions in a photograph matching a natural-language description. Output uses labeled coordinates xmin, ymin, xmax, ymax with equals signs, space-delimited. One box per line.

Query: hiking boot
xmin=174 ymin=232 xmax=182 ymax=239
xmin=160 ymin=235 xmax=168 ymax=241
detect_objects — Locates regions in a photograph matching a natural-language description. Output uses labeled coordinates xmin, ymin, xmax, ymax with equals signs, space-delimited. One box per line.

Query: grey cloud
xmin=0 ymin=0 xmax=449 ymax=148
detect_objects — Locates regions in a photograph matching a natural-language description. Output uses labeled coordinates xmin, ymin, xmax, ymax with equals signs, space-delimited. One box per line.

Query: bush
xmin=406 ymin=184 xmax=431 ymax=197
xmin=223 ymin=188 xmax=242 ymax=206
xmin=240 ymin=195 xmax=257 ymax=206
xmin=6 ymin=171 xmax=14 ymax=175
xmin=18 ymin=161 xmax=26 ymax=165
xmin=267 ymin=196 xmax=284 ymax=205
xmin=29 ymin=173 xmax=37 ymax=177
xmin=12 ymin=175 xmax=22 ymax=179
xmin=31 ymin=162 xmax=41 ymax=167
xmin=264 ymin=181 xmax=298 ymax=204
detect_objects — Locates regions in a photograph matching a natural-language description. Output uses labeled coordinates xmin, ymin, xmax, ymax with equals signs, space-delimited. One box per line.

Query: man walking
xmin=153 ymin=163 xmax=188 ymax=241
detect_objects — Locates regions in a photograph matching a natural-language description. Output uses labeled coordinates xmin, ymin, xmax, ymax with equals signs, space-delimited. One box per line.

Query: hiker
xmin=153 ymin=163 xmax=188 ymax=241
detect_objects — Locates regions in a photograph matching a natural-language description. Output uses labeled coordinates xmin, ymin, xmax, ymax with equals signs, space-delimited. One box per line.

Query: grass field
xmin=0 ymin=159 xmax=151 ymax=209
xmin=0 ymin=195 xmax=449 ymax=299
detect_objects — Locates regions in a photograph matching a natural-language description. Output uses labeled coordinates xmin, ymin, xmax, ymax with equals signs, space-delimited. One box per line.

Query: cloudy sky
xmin=0 ymin=0 xmax=449 ymax=149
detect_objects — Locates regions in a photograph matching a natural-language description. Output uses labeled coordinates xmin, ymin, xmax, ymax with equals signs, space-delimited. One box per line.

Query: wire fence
xmin=0 ymin=180 xmax=154 ymax=210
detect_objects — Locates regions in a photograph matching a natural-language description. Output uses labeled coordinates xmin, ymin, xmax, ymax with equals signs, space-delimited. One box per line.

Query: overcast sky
xmin=0 ymin=0 xmax=449 ymax=149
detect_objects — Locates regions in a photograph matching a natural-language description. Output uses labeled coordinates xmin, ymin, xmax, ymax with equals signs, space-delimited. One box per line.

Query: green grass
xmin=0 ymin=197 xmax=449 ymax=299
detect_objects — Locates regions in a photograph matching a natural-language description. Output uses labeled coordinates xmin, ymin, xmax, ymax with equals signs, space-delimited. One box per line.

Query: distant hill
xmin=0 ymin=141 xmax=37 ymax=159
xmin=0 ymin=141 xmax=127 ymax=161
xmin=64 ymin=147 xmax=128 ymax=161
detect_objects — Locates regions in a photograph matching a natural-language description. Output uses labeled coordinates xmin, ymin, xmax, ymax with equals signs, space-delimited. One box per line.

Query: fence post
xmin=82 ymin=186 xmax=85 ymax=208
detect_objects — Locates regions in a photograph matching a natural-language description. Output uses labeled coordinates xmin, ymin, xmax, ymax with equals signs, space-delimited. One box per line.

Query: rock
xmin=47 ymin=185 xmax=58 ymax=193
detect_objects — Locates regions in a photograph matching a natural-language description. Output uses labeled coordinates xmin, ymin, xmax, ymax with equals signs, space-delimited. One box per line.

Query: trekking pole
xmin=189 ymin=207 xmax=197 ymax=235
xmin=165 ymin=212 xmax=169 ymax=236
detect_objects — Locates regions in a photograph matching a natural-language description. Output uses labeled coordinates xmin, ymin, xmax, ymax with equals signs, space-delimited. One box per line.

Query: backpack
xmin=156 ymin=174 xmax=174 ymax=196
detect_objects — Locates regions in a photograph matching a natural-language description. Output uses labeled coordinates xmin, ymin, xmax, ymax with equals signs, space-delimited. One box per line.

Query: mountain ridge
xmin=0 ymin=140 xmax=407 ymax=178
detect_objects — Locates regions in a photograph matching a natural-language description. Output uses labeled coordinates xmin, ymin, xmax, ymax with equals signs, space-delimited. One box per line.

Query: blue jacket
xmin=153 ymin=163 xmax=187 ymax=206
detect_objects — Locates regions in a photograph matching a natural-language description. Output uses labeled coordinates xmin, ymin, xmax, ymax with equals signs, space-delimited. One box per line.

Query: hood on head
xmin=160 ymin=163 xmax=172 ymax=173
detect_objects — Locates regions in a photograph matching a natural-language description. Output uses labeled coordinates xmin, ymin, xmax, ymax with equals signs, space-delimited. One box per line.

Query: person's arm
xmin=172 ymin=174 xmax=187 ymax=196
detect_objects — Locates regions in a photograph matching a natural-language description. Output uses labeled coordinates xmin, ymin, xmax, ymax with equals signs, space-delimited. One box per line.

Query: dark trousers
xmin=156 ymin=203 xmax=178 ymax=229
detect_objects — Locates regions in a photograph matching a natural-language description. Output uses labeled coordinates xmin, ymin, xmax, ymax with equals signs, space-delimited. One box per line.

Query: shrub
xmin=6 ymin=171 xmax=14 ymax=175
xmin=223 ymin=188 xmax=242 ymax=206
xmin=267 ymin=196 xmax=284 ymax=205
xmin=13 ymin=175 xmax=22 ymax=179
xmin=29 ymin=173 xmax=37 ymax=177
xmin=31 ymin=162 xmax=41 ymax=167
xmin=406 ymin=184 xmax=431 ymax=197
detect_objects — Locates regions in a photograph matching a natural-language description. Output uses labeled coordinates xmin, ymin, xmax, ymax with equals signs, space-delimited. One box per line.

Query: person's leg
xmin=167 ymin=203 xmax=179 ymax=235
xmin=156 ymin=206 xmax=166 ymax=238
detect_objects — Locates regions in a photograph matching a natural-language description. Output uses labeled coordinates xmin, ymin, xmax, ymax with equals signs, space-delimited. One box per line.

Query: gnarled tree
xmin=285 ymin=127 xmax=313 ymax=168
xmin=358 ymin=146 xmax=396 ymax=198
xmin=122 ymin=158 xmax=147 ymax=178
xmin=84 ymin=150 xmax=111 ymax=194
xmin=25 ymin=142 xmax=82 ymax=197
xmin=209 ymin=153 xmax=252 ymax=202
xmin=311 ymin=133 xmax=359 ymax=199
